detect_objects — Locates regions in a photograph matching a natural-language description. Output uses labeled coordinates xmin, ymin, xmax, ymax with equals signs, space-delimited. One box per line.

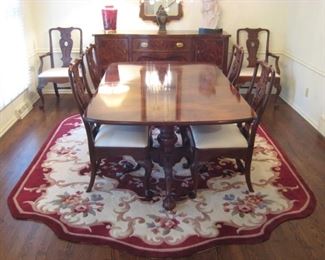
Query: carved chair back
xmin=85 ymin=44 xmax=101 ymax=90
xmin=245 ymin=61 xmax=275 ymax=128
xmin=68 ymin=58 xmax=91 ymax=115
xmin=49 ymin=27 xmax=83 ymax=68
xmin=236 ymin=28 xmax=270 ymax=68
xmin=227 ymin=44 xmax=244 ymax=85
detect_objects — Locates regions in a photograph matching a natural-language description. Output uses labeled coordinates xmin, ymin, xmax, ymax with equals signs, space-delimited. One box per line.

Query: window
xmin=0 ymin=1 xmax=30 ymax=110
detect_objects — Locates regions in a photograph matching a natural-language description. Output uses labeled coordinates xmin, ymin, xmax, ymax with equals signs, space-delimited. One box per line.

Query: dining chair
xmin=226 ymin=44 xmax=244 ymax=86
xmin=37 ymin=27 xmax=83 ymax=108
xmin=68 ymin=58 xmax=153 ymax=197
xmin=188 ymin=61 xmax=275 ymax=197
xmin=85 ymin=44 xmax=101 ymax=91
xmin=236 ymin=28 xmax=281 ymax=106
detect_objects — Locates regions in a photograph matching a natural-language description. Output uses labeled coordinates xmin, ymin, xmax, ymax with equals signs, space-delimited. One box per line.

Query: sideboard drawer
xmin=132 ymin=38 xmax=191 ymax=52
xmin=132 ymin=52 xmax=192 ymax=62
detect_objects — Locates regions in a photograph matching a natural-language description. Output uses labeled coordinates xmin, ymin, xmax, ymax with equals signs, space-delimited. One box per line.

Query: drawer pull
xmin=140 ymin=42 xmax=148 ymax=48
xmin=176 ymin=42 xmax=184 ymax=48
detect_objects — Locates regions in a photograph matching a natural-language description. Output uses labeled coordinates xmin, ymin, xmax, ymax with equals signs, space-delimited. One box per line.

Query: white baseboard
xmin=0 ymin=92 xmax=38 ymax=138
xmin=43 ymin=89 xmax=72 ymax=94
xmin=280 ymin=96 xmax=325 ymax=137
xmin=320 ymin=114 xmax=325 ymax=137
xmin=0 ymin=116 xmax=17 ymax=139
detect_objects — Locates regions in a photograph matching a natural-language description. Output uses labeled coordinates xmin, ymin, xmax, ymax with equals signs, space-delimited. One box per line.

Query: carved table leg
xmin=157 ymin=125 xmax=178 ymax=211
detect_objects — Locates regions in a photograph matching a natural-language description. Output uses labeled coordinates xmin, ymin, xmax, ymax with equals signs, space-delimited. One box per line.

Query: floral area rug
xmin=8 ymin=115 xmax=316 ymax=258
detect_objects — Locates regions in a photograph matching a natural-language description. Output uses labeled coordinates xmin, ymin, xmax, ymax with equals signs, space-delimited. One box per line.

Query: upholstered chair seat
xmin=240 ymin=67 xmax=280 ymax=78
xmin=38 ymin=68 xmax=69 ymax=80
xmin=95 ymin=125 xmax=149 ymax=148
xmin=190 ymin=124 xmax=248 ymax=149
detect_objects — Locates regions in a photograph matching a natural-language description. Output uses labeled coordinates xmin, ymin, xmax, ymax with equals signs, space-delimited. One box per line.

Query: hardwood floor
xmin=1 ymin=94 xmax=324 ymax=260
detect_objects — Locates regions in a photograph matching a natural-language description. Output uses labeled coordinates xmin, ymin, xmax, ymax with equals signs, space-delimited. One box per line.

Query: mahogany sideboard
xmin=93 ymin=31 xmax=230 ymax=76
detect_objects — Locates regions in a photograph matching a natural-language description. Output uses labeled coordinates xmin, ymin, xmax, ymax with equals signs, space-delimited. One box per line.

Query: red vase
xmin=105 ymin=63 xmax=120 ymax=83
xmin=102 ymin=5 xmax=117 ymax=31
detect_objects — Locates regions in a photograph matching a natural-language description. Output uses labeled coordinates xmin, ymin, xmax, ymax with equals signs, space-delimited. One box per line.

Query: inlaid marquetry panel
xmin=195 ymin=38 xmax=225 ymax=68
xmin=95 ymin=37 xmax=129 ymax=75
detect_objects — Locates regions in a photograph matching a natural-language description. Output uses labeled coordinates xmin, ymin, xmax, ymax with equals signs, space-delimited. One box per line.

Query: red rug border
xmin=7 ymin=115 xmax=316 ymax=258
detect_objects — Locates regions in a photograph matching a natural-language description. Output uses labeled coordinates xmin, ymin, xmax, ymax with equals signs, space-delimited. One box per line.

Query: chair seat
xmin=38 ymin=67 xmax=70 ymax=79
xmin=240 ymin=67 xmax=280 ymax=77
xmin=95 ymin=125 xmax=149 ymax=148
xmin=190 ymin=124 xmax=248 ymax=149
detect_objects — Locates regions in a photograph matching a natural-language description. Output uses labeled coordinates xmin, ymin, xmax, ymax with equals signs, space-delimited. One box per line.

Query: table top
xmin=85 ymin=62 xmax=255 ymax=125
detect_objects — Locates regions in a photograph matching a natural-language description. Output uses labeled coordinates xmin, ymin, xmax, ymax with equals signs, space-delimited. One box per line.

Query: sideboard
xmin=94 ymin=31 xmax=230 ymax=76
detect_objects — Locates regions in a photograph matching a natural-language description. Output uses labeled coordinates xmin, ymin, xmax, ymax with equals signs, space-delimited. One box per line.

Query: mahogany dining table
xmin=85 ymin=61 xmax=256 ymax=211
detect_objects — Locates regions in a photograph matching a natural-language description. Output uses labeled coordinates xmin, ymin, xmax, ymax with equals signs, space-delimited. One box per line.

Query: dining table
xmin=85 ymin=61 xmax=256 ymax=211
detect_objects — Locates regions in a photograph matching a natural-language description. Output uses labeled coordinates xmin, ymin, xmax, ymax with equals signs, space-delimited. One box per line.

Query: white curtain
xmin=0 ymin=0 xmax=30 ymax=110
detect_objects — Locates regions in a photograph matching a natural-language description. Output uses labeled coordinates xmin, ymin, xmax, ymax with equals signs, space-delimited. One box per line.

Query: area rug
xmin=8 ymin=115 xmax=316 ymax=258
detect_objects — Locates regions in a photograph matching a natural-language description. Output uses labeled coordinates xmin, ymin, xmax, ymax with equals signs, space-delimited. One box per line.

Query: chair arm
xmin=38 ymin=52 xmax=51 ymax=74
xmin=39 ymin=52 xmax=51 ymax=59
xmin=78 ymin=51 xmax=85 ymax=59
xmin=267 ymin=52 xmax=281 ymax=75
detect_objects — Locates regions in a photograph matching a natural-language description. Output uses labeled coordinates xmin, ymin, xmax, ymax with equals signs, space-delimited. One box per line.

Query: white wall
xmin=0 ymin=1 xmax=39 ymax=138
xmin=282 ymin=0 xmax=325 ymax=135
xmin=1 ymin=0 xmax=324 ymax=137
xmin=30 ymin=0 xmax=286 ymax=51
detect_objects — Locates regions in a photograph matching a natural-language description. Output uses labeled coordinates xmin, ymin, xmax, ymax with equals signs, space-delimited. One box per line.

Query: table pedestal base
xmin=152 ymin=125 xmax=191 ymax=211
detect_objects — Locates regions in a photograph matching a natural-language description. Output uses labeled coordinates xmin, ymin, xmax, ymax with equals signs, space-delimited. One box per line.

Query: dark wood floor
xmin=1 ymin=94 xmax=324 ymax=260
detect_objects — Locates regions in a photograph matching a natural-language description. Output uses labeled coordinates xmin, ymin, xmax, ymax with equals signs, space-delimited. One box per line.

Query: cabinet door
xmin=95 ymin=37 xmax=129 ymax=75
xmin=195 ymin=38 xmax=227 ymax=73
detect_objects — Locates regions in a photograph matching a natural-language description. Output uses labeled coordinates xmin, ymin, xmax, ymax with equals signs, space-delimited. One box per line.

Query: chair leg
xmin=139 ymin=159 xmax=153 ymax=198
xmin=37 ymin=78 xmax=47 ymax=109
xmin=86 ymin=159 xmax=98 ymax=192
xmin=236 ymin=158 xmax=244 ymax=172
xmin=180 ymin=126 xmax=194 ymax=169
xmin=53 ymin=83 xmax=60 ymax=98
xmin=189 ymin=161 xmax=200 ymax=199
xmin=182 ymin=145 xmax=193 ymax=169
xmin=243 ymin=158 xmax=254 ymax=192
xmin=179 ymin=126 xmax=188 ymax=145
xmin=273 ymin=83 xmax=282 ymax=108
xmin=182 ymin=155 xmax=192 ymax=169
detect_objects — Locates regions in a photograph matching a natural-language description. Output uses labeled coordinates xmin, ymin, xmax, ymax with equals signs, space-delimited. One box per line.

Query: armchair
xmin=37 ymin=27 xmax=83 ymax=108
xmin=236 ymin=28 xmax=281 ymax=106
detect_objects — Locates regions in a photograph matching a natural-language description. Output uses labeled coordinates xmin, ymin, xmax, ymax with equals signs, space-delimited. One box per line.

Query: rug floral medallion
xmin=8 ymin=115 xmax=315 ymax=257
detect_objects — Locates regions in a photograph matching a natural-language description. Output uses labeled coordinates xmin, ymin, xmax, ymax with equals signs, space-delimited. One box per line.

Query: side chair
xmin=37 ymin=27 xmax=83 ymax=108
xmin=236 ymin=28 xmax=281 ymax=106
xmin=68 ymin=58 xmax=153 ymax=197
xmin=227 ymin=44 xmax=244 ymax=86
xmin=188 ymin=61 xmax=275 ymax=197
xmin=85 ymin=44 xmax=101 ymax=91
